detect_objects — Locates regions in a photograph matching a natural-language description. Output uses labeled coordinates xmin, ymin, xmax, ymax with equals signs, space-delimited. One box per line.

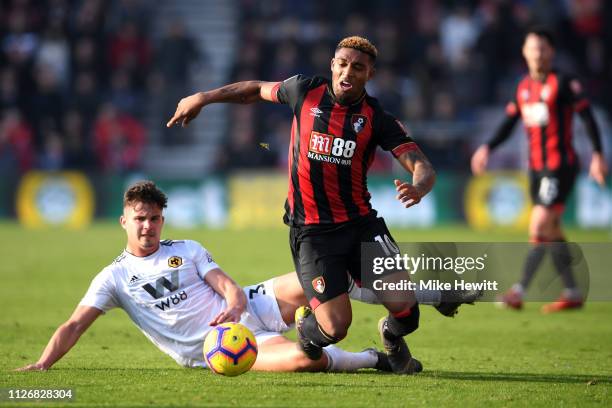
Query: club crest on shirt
xmin=312 ymin=276 xmax=326 ymax=294
xmin=351 ymin=114 xmax=367 ymax=133
xmin=168 ymin=256 xmax=183 ymax=268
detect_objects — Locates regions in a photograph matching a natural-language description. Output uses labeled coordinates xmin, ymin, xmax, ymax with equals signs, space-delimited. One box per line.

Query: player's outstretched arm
xmin=205 ymin=268 xmax=247 ymax=326
xmin=15 ymin=306 xmax=102 ymax=371
xmin=472 ymin=106 xmax=520 ymax=175
xmin=394 ymin=148 xmax=436 ymax=208
xmin=166 ymin=81 xmax=281 ymax=128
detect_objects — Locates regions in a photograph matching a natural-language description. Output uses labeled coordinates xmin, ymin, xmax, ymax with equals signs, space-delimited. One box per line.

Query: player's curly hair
xmin=336 ymin=36 xmax=378 ymax=61
xmin=123 ymin=181 xmax=168 ymax=209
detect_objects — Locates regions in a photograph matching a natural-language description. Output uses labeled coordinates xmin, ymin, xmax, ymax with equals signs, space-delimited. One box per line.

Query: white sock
xmin=415 ymin=288 xmax=442 ymax=306
xmin=323 ymin=345 xmax=377 ymax=372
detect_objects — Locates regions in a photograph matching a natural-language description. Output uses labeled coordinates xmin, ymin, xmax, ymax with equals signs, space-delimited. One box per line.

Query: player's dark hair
xmin=336 ymin=36 xmax=378 ymax=61
xmin=525 ymin=26 xmax=556 ymax=48
xmin=123 ymin=181 xmax=168 ymax=209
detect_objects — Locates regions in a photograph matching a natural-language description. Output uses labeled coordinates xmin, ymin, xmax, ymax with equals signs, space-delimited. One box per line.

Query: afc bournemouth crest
xmin=168 ymin=256 xmax=183 ymax=268
xmin=312 ymin=276 xmax=326 ymax=294
xmin=351 ymin=114 xmax=367 ymax=133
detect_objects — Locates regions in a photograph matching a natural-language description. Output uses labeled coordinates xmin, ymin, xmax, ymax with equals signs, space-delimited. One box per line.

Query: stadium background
xmin=1 ymin=0 xmax=611 ymax=232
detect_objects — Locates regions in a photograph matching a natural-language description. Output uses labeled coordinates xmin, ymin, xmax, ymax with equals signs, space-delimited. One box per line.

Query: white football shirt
xmin=79 ymin=239 xmax=225 ymax=367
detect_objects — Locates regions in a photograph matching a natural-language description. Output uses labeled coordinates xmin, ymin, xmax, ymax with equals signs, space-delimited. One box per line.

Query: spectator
xmin=92 ymin=103 xmax=146 ymax=173
xmin=0 ymin=108 xmax=34 ymax=174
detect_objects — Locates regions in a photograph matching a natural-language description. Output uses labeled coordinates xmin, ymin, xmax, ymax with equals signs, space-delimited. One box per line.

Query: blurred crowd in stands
xmin=1 ymin=0 xmax=611 ymax=175
xmin=225 ymin=0 xmax=612 ymax=172
xmin=0 ymin=0 xmax=199 ymax=175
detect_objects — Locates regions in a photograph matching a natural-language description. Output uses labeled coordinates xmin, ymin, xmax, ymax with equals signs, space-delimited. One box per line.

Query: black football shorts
xmin=529 ymin=166 xmax=577 ymax=209
xmin=289 ymin=214 xmax=402 ymax=309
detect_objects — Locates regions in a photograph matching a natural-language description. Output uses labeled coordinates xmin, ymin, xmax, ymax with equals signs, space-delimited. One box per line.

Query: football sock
xmin=301 ymin=311 xmax=341 ymax=347
xmin=550 ymin=240 xmax=578 ymax=291
xmin=348 ymin=284 xmax=441 ymax=306
xmin=385 ymin=304 xmax=420 ymax=339
xmin=519 ymin=243 xmax=547 ymax=289
xmin=323 ymin=345 xmax=377 ymax=372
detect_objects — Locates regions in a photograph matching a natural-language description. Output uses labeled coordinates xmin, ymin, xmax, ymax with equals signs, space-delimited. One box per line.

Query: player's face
xmin=120 ymin=201 xmax=164 ymax=257
xmin=331 ymin=47 xmax=375 ymax=104
xmin=522 ymin=34 xmax=554 ymax=77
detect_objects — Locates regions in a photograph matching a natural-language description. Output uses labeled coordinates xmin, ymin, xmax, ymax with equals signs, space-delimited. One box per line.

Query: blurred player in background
xmin=167 ymin=36 xmax=436 ymax=374
xmin=16 ymin=181 xmax=394 ymax=373
xmin=471 ymin=28 xmax=608 ymax=313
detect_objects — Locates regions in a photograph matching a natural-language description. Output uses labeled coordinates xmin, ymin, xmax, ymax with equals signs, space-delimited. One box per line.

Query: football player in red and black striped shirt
xmin=167 ymin=36 xmax=436 ymax=374
xmin=471 ymin=28 xmax=608 ymax=313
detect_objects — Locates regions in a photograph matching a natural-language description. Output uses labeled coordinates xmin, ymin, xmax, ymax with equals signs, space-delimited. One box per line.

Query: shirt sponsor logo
xmin=309 ymin=131 xmax=334 ymax=155
xmin=307 ymin=131 xmax=356 ymax=165
xmin=522 ymin=102 xmax=550 ymax=127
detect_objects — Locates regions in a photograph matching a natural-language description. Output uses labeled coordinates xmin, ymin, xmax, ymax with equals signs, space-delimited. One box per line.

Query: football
xmin=203 ymin=322 xmax=258 ymax=376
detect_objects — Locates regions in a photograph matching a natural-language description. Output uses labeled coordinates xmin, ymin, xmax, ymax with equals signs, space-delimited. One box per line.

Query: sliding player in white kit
xmin=16 ymin=181 xmax=391 ymax=373
xmin=17 ymin=181 xmax=478 ymax=373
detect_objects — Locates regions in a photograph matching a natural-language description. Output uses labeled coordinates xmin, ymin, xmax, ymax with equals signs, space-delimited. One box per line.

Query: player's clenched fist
xmin=166 ymin=92 xmax=206 ymax=128
xmin=394 ymin=179 xmax=423 ymax=208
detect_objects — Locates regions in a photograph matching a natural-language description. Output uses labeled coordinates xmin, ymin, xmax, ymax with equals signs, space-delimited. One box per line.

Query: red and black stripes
xmin=285 ymin=87 xmax=386 ymax=225
xmin=516 ymin=72 xmax=578 ymax=172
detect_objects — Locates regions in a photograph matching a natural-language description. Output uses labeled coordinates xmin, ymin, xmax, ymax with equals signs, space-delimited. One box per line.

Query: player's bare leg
xmin=252 ymin=336 xmax=328 ymax=372
xmin=311 ymin=294 xmax=352 ymax=339
xmin=294 ymin=294 xmax=352 ymax=361
xmin=253 ymin=335 xmax=387 ymax=372
xmin=272 ymin=272 xmax=308 ymax=323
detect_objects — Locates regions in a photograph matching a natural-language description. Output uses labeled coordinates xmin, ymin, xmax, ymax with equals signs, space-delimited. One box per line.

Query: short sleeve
xmin=276 ymin=75 xmax=326 ymax=111
xmin=79 ymin=267 xmax=120 ymax=312
xmin=186 ymin=240 xmax=220 ymax=280
xmin=377 ymin=112 xmax=418 ymax=157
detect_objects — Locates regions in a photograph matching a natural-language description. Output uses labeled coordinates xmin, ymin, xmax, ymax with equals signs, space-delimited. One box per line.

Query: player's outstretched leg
xmin=435 ymin=288 xmax=484 ymax=317
xmin=252 ymin=336 xmax=389 ymax=372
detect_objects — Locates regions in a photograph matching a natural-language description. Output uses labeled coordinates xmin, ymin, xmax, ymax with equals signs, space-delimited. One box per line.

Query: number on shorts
xmin=374 ymin=234 xmax=400 ymax=256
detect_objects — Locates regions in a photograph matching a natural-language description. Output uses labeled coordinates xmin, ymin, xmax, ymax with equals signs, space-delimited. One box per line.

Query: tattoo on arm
xmin=399 ymin=149 xmax=436 ymax=195
xmin=212 ymin=81 xmax=264 ymax=104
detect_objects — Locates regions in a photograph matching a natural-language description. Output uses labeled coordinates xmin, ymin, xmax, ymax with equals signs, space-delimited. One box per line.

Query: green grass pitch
xmin=1 ymin=222 xmax=611 ymax=407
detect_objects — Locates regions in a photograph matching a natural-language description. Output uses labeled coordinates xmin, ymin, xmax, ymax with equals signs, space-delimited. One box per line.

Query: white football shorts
xmin=240 ymin=278 xmax=290 ymax=345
